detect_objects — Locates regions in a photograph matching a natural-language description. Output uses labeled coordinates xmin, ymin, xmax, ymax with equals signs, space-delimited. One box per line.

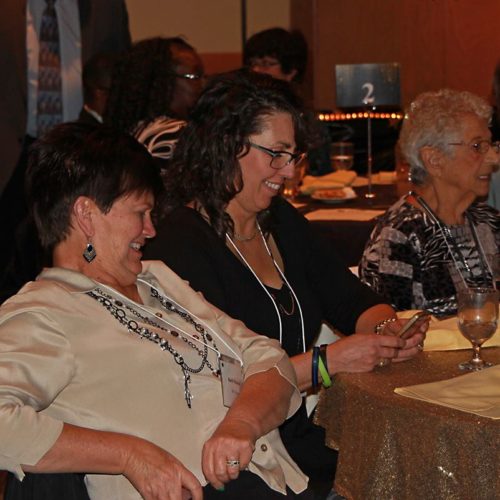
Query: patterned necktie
xmin=37 ymin=0 xmax=62 ymax=136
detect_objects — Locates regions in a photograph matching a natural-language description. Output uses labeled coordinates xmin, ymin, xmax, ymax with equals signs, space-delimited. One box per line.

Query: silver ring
xmin=377 ymin=358 xmax=389 ymax=368
xmin=226 ymin=459 xmax=240 ymax=468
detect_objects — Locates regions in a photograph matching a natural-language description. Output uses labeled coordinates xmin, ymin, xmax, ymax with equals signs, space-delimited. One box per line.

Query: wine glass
xmin=330 ymin=142 xmax=354 ymax=171
xmin=457 ymin=287 xmax=498 ymax=371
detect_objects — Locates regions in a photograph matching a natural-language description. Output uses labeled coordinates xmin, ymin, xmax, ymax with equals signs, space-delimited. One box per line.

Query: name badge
xmin=219 ymin=354 xmax=243 ymax=408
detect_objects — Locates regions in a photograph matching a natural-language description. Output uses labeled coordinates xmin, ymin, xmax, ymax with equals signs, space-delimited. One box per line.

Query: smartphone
xmin=396 ymin=311 xmax=429 ymax=339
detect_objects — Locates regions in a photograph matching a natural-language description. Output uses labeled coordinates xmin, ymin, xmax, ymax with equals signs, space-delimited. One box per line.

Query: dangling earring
xmin=83 ymin=242 xmax=96 ymax=263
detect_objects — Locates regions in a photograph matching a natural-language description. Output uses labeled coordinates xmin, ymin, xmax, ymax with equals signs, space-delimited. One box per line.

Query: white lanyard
xmin=226 ymin=224 xmax=306 ymax=353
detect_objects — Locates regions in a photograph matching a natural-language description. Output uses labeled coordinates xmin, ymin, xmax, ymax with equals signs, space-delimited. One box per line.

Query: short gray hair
xmin=399 ymin=89 xmax=491 ymax=185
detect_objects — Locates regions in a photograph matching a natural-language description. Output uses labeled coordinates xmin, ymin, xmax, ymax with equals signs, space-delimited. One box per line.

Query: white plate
xmin=311 ymin=187 xmax=357 ymax=203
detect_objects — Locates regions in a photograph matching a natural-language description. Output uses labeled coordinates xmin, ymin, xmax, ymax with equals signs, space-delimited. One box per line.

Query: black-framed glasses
xmin=249 ymin=142 xmax=305 ymax=169
xmin=169 ymin=72 xmax=205 ymax=81
xmin=448 ymin=140 xmax=500 ymax=155
xmin=247 ymin=58 xmax=280 ymax=69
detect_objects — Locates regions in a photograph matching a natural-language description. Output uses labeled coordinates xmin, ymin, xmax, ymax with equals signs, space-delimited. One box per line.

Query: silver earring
xmin=83 ymin=242 xmax=96 ymax=263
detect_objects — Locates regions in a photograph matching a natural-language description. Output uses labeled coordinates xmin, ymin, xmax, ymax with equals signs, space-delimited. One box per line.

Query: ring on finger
xmin=417 ymin=342 xmax=424 ymax=351
xmin=377 ymin=358 xmax=389 ymax=368
xmin=226 ymin=459 xmax=240 ymax=468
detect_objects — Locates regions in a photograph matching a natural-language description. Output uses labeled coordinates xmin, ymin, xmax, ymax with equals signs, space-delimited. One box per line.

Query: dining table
xmin=297 ymin=182 xmax=401 ymax=267
xmin=314 ymin=347 xmax=500 ymax=500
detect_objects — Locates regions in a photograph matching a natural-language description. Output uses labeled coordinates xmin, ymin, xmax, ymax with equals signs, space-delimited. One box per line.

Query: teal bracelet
xmin=318 ymin=356 xmax=332 ymax=388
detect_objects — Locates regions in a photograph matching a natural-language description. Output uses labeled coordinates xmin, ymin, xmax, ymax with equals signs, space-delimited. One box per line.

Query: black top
xmin=144 ymin=196 xmax=384 ymax=482
xmin=146 ymin=197 xmax=382 ymax=348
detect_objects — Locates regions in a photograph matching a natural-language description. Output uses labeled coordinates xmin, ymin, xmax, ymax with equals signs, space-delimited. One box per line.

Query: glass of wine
xmin=457 ymin=287 xmax=498 ymax=371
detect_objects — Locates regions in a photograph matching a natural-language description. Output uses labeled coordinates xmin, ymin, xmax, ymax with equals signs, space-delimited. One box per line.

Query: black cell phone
xmin=396 ymin=311 xmax=429 ymax=339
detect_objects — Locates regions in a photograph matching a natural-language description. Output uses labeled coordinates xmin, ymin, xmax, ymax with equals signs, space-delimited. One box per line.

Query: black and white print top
xmin=359 ymin=196 xmax=500 ymax=317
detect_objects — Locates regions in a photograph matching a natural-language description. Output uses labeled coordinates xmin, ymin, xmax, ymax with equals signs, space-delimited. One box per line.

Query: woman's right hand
xmin=327 ymin=333 xmax=405 ymax=373
xmin=123 ymin=438 xmax=202 ymax=500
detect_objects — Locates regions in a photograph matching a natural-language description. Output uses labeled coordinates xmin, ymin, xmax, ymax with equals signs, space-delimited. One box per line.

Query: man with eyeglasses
xmin=244 ymin=28 xmax=332 ymax=176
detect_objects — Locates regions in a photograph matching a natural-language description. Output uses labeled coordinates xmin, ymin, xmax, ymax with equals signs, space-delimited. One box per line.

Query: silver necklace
xmin=233 ymin=224 xmax=258 ymax=242
xmin=87 ymin=287 xmax=220 ymax=408
xmin=226 ymin=224 xmax=306 ymax=352
xmin=269 ymin=284 xmax=296 ymax=316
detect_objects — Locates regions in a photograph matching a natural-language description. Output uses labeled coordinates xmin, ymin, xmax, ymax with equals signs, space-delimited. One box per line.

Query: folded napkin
xmin=352 ymin=171 xmax=397 ymax=187
xmin=305 ymin=208 xmax=384 ymax=222
xmin=397 ymin=310 xmax=500 ymax=351
xmin=395 ymin=365 xmax=500 ymax=419
xmin=300 ymin=171 xmax=357 ymax=194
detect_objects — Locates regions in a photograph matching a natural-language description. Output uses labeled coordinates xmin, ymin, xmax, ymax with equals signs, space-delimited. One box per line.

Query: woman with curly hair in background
xmin=105 ymin=37 xmax=204 ymax=164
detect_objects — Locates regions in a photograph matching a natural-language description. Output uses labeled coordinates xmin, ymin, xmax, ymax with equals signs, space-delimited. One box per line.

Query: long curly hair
xmin=162 ymin=70 xmax=308 ymax=238
xmin=104 ymin=37 xmax=194 ymax=133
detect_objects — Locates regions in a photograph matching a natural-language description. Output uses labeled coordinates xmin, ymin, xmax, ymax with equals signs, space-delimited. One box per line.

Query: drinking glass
xmin=330 ymin=142 xmax=354 ymax=171
xmin=457 ymin=287 xmax=498 ymax=371
xmin=282 ymin=162 xmax=306 ymax=200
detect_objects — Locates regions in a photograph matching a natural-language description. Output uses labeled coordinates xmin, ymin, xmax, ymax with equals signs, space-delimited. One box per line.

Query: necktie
xmin=37 ymin=0 xmax=62 ymax=136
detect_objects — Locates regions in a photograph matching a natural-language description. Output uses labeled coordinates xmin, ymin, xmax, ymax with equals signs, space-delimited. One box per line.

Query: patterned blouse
xmin=359 ymin=196 xmax=500 ymax=317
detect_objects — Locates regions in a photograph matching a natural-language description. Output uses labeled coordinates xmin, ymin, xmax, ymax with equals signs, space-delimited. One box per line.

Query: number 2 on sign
xmin=362 ymin=82 xmax=375 ymax=105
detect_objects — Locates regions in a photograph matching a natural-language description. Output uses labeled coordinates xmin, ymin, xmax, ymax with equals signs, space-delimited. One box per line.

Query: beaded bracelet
xmin=374 ymin=317 xmax=397 ymax=335
xmin=312 ymin=346 xmax=320 ymax=388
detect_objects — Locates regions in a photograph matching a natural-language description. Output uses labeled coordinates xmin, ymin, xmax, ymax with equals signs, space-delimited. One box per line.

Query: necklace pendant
xmin=155 ymin=312 xmax=163 ymax=318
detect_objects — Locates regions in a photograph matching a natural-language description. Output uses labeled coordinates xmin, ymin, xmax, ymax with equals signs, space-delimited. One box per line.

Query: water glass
xmin=282 ymin=163 xmax=306 ymax=200
xmin=330 ymin=142 xmax=354 ymax=171
xmin=457 ymin=287 xmax=498 ymax=371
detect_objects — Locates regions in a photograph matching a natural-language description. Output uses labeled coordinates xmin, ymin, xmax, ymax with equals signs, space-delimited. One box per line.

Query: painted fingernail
xmin=217 ymin=486 xmax=225 ymax=492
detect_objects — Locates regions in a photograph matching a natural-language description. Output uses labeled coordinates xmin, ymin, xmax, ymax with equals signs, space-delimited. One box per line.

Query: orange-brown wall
xmin=292 ymin=0 xmax=500 ymax=110
xmin=126 ymin=0 xmax=290 ymax=77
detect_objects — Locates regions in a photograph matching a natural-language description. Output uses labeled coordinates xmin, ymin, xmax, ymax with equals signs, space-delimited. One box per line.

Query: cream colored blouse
xmin=0 ymin=261 xmax=307 ymax=499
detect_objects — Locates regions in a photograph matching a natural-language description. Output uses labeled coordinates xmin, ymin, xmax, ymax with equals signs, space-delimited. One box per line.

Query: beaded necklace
xmin=411 ymin=192 xmax=491 ymax=287
xmin=87 ymin=286 xmax=220 ymax=408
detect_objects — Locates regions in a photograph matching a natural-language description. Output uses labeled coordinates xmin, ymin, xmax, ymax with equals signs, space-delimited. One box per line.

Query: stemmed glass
xmin=457 ymin=287 xmax=498 ymax=371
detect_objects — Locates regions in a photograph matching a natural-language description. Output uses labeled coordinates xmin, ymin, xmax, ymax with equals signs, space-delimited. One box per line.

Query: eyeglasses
xmin=249 ymin=142 xmax=305 ymax=169
xmin=247 ymin=58 xmax=280 ymax=70
xmin=448 ymin=140 xmax=500 ymax=155
xmin=170 ymin=72 xmax=205 ymax=80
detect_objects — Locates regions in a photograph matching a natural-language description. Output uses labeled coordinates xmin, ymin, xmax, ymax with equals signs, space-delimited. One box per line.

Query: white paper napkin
xmin=397 ymin=310 xmax=500 ymax=351
xmin=305 ymin=208 xmax=385 ymax=222
xmin=395 ymin=365 xmax=500 ymax=419
xmin=300 ymin=171 xmax=357 ymax=194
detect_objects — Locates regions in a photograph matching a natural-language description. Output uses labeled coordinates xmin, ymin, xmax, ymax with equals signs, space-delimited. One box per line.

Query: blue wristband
xmin=312 ymin=346 xmax=320 ymax=388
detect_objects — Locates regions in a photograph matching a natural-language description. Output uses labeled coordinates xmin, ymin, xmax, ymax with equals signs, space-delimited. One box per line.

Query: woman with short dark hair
xmin=0 ymin=122 xmax=309 ymax=500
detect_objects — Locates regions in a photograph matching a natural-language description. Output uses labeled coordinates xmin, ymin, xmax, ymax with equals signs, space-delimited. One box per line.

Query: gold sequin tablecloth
xmin=314 ymin=348 xmax=500 ymax=500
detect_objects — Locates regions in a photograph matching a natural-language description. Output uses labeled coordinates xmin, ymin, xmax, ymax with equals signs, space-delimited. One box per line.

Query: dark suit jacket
xmin=0 ymin=0 xmax=131 ymax=194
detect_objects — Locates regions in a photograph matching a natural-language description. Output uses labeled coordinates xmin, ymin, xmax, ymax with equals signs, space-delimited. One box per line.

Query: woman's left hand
xmin=382 ymin=316 xmax=429 ymax=362
xmin=201 ymin=417 xmax=256 ymax=490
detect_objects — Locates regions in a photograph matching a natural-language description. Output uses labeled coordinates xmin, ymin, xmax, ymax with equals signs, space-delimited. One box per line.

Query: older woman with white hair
xmin=360 ymin=89 xmax=500 ymax=317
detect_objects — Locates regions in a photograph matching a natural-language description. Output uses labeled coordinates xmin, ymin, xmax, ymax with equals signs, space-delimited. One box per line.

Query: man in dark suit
xmin=0 ymin=0 xmax=130 ymax=194
xmin=0 ymin=0 xmax=130 ymax=302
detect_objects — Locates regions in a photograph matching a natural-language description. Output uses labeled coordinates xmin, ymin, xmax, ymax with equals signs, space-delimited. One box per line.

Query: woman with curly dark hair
xmin=105 ymin=37 xmax=204 ymax=162
xmin=145 ymin=71 xmax=426 ymax=499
